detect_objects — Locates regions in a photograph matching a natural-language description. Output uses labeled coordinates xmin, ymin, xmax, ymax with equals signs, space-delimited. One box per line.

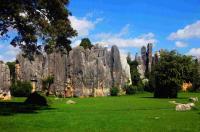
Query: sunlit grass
xmin=0 ymin=92 xmax=199 ymax=132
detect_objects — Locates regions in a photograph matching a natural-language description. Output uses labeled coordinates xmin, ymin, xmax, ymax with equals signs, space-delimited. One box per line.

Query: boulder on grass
xmin=24 ymin=92 xmax=48 ymax=106
xmin=0 ymin=91 xmax=11 ymax=101
xmin=189 ymin=97 xmax=198 ymax=103
xmin=66 ymin=100 xmax=76 ymax=104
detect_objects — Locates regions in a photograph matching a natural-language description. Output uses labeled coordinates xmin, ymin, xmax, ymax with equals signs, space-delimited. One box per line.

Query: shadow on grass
xmin=141 ymin=97 xmax=188 ymax=99
xmin=0 ymin=102 xmax=54 ymax=116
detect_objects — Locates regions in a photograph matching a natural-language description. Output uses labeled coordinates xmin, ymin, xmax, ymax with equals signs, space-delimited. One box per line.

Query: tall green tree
xmin=152 ymin=50 xmax=199 ymax=98
xmin=80 ymin=38 xmax=93 ymax=49
xmin=0 ymin=0 xmax=77 ymax=60
xmin=191 ymin=59 xmax=200 ymax=91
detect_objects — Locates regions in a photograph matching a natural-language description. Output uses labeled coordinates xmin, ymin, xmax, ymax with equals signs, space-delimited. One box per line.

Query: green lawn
xmin=0 ymin=92 xmax=200 ymax=132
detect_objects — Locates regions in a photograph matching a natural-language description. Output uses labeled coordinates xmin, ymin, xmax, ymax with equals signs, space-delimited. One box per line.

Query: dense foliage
xmin=24 ymin=92 xmax=48 ymax=106
xmin=110 ymin=87 xmax=119 ymax=96
xmin=191 ymin=59 xmax=200 ymax=92
xmin=152 ymin=50 xmax=200 ymax=98
xmin=124 ymin=84 xmax=136 ymax=95
xmin=42 ymin=75 xmax=54 ymax=96
xmin=0 ymin=0 xmax=77 ymax=60
xmin=127 ymin=54 xmax=144 ymax=92
xmin=80 ymin=38 xmax=93 ymax=49
xmin=6 ymin=61 xmax=16 ymax=83
xmin=127 ymin=54 xmax=141 ymax=85
xmin=10 ymin=80 xmax=32 ymax=97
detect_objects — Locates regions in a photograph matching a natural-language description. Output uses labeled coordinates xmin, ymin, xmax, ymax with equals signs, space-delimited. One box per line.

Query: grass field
xmin=0 ymin=92 xmax=200 ymax=132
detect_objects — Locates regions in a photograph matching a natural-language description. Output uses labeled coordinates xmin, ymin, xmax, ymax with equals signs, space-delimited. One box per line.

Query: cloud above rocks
xmin=0 ymin=45 xmax=20 ymax=62
xmin=168 ymin=20 xmax=200 ymax=40
xmin=187 ymin=48 xmax=200 ymax=57
xmin=175 ymin=41 xmax=188 ymax=48
xmin=69 ymin=16 xmax=103 ymax=37
xmin=95 ymin=25 xmax=157 ymax=48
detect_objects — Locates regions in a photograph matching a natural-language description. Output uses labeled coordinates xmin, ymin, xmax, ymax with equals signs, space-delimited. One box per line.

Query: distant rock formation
xmin=16 ymin=45 xmax=131 ymax=97
xmin=0 ymin=61 xmax=11 ymax=92
xmin=0 ymin=61 xmax=11 ymax=100
xmin=136 ymin=43 xmax=153 ymax=79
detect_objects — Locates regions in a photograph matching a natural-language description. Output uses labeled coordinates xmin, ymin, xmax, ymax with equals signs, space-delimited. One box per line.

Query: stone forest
xmin=1 ymin=42 xmax=200 ymax=100
xmin=0 ymin=44 xmax=150 ymax=99
xmin=1 ymin=1 xmax=200 ymax=131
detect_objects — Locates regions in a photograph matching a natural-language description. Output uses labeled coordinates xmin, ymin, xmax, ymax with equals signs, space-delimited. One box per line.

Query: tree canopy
xmin=80 ymin=38 xmax=93 ymax=49
xmin=152 ymin=50 xmax=200 ymax=98
xmin=0 ymin=0 xmax=77 ymax=60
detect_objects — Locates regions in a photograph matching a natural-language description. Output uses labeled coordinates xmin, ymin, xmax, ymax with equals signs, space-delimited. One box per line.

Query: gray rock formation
xmin=16 ymin=45 xmax=131 ymax=97
xmin=136 ymin=43 xmax=153 ymax=79
xmin=147 ymin=43 xmax=153 ymax=72
xmin=120 ymin=54 xmax=132 ymax=84
xmin=0 ymin=61 xmax=11 ymax=92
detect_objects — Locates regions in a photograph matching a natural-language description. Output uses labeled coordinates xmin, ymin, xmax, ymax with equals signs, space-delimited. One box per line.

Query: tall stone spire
xmin=141 ymin=46 xmax=147 ymax=72
xmin=0 ymin=61 xmax=11 ymax=91
xmin=147 ymin=43 xmax=153 ymax=72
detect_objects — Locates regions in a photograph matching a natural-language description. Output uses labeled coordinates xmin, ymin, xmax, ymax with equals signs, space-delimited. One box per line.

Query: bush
xmin=10 ymin=81 xmax=32 ymax=97
xmin=24 ymin=92 xmax=48 ymax=106
xmin=110 ymin=87 xmax=119 ymax=96
xmin=137 ymin=82 xmax=144 ymax=92
xmin=42 ymin=75 xmax=54 ymax=96
xmin=125 ymin=85 xmax=136 ymax=95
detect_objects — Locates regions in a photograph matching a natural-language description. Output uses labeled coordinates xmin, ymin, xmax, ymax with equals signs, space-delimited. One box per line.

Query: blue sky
xmin=0 ymin=0 xmax=200 ymax=61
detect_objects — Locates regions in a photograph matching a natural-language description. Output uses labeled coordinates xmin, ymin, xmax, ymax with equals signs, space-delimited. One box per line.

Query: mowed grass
xmin=0 ymin=92 xmax=200 ymax=132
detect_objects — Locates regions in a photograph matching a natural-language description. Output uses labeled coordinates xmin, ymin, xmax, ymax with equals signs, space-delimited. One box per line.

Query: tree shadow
xmin=0 ymin=101 xmax=54 ymax=116
xmin=141 ymin=97 xmax=188 ymax=99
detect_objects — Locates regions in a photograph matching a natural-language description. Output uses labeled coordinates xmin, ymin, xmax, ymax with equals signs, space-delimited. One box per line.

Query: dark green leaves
xmin=0 ymin=0 xmax=77 ymax=60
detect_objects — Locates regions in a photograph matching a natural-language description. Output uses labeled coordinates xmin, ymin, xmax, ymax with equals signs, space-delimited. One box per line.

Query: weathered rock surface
xmin=0 ymin=61 xmax=11 ymax=100
xmin=120 ymin=54 xmax=132 ymax=84
xmin=16 ymin=45 xmax=131 ymax=97
xmin=0 ymin=61 xmax=11 ymax=92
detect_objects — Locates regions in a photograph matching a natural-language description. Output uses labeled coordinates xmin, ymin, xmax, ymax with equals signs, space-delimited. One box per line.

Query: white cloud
xmin=187 ymin=48 xmax=200 ymax=57
xmin=71 ymin=39 xmax=82 ymax=48
xmin=168 ymin=20 xmax=200 ymax=40
xmin=0 ymin=44 xmax=4 ymax=48
xmin=116 ymin=24 xmax=130 ymax=37
xmin=69 ymin=16 xmax=102 ymax=37
xmin=0 ymin=55 xmax=3 ymax=60
xmin=95 ymin=25 xmax=157 ymax=48
xmin=175 ymin=41 xmax=188 ymax=48
xmin=97 ymin=36 xmax=156 ymax=48
xmin=0 ymin=45 xmax=20 ymax=62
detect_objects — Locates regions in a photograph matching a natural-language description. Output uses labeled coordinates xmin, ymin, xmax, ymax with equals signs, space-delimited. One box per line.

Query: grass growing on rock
xmin=0 ymin=92 xmax=200 ymax=132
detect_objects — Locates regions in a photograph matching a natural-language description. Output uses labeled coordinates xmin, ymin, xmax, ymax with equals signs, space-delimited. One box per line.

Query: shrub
xmin=125 ymin=85 xmax=136 ymax=95
xmin=110 ymin=87 xmax=119 ymax=96
xmin=10 ymin=81 xmax=32 ymax=97
xmin=24 ymin=92 xmax=48 ymax=106
xmin=137 ymin=82 xmax=144 ymax=92
xmin=42 ymin=75 xmax=54 ymax=96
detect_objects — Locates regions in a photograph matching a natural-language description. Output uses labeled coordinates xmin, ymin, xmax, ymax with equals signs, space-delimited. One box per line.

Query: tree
xmin=127 ymin=58 xmax=141 ymax=86
xmin=126 ymin=54 xmax=143 ymax=92
xmin=152 ymin=50 xmax=199 ymax=98
xmin=80 ymin=38 xmax=93 ymax=49
xmin=42 ymin=75 xmax=54 ymax=96
xmin=191 ymin=59 xmax=200 ymax=91
xmin=0 ymin=0 xmax=77 ymax=60
xmin=6 ymin=61 xmax=16 ymax=83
